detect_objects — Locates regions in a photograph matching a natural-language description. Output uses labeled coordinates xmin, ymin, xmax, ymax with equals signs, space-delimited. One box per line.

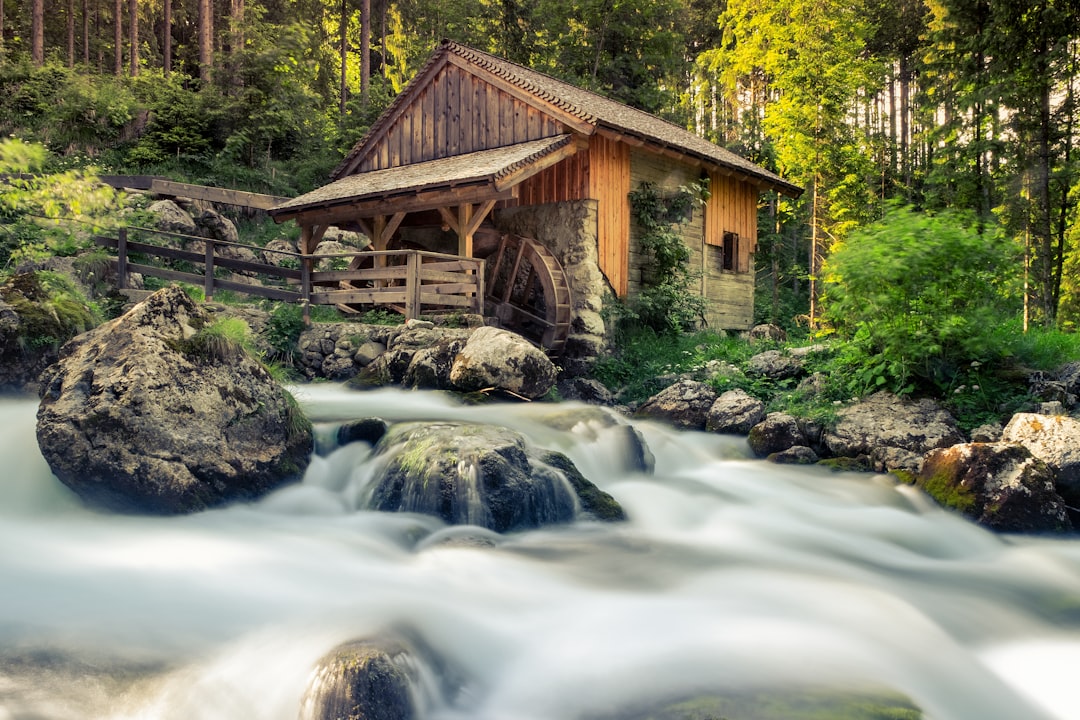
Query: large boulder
xmin=448 ymin=326 xmax=556 ymax=399
xmin=299 ymin=639 xmax=419 ymax=720
xmin=146 ymin=199 xmax=198 ymax=236
xmin=194 ymin=208 xmax=239 ymax=244
xmin=824 ymin=392 xmax=964 ymax=473
xmin=36 ymin=286 xmax=313 ymax=514
xmin=635 ymin=380 xmax=718 ymax=430
xmin=706 ymin=389 xmax=766 ymax=435
xmin=365 ymin=421 xmax=622 ymax=532
xmin=917 ymin=443 xmax=1071 ymax=533
xmin=745 ymin=349 xmax=804 ymax=381
xmin=1002 ymin=413 xmax=1080 ymax=506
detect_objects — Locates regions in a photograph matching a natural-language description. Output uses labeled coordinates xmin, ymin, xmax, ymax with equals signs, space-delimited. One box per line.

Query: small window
xmin=722 ymin=232 xmax=738 ymax=271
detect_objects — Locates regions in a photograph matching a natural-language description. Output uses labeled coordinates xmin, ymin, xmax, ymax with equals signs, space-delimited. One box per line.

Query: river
xmin=2 ymin=385 xmax=1080 ymax=719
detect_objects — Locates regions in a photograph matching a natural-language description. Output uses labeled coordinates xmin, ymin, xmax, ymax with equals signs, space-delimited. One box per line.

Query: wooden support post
xmin=474 ymin=258 xmax=485 ymax=314
xmin=457 ymin=203 xmax=474 ymax=257
xmin=116 ymin=228 xmax=129 ymax=290
xmin=405 ymin=251 xmax=421 ymax=320
xmin=204 ymin=239 xmax=215 ymax=301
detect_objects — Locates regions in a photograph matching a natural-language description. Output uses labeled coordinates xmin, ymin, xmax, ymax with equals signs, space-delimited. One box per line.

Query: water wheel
xmin=482 ymin=234 xmax=572 ymax=355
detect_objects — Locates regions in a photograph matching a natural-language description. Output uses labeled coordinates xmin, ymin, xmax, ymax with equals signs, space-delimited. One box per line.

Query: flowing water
xmin=3 ymin=385 xmax=1080 ymax=720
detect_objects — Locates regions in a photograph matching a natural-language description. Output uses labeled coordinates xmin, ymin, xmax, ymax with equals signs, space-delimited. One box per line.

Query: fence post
xmin=301 ymin=257 xmax=312 ymax=326
xmin=475 ymin=258 xmax=485 ymax=315
xmin=204 ymin=239 xmax=215 ymax=301
xmin=405 ymin=252 xmax=421 ymax=320
xmin=116 ymin=228 xmax=129 ymax=290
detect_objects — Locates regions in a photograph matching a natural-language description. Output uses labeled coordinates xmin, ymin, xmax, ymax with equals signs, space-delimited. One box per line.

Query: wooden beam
xmin=150 ymin=179 xmax=289 ymax=210
xmin=438 ymin=206 xmax=460 ymax=234
xmin=464 ymin=199 xmax=496 ymax=237
xmin=457 ymin=203 xmax=474 ymax=257
xmin=493 ymin=139 xmax=581 ymax=191
xmin=282 ymin=187 xmax=516 ymax=228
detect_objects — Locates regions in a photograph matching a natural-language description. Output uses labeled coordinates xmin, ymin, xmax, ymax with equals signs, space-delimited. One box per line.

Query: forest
xmin=1 ymin=0 xmax=1079 ymax=335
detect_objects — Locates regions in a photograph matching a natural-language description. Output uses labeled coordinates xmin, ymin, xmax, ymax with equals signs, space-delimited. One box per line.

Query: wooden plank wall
xmin=517 ymin=150 xmax=589 ymax=206
xmin=588 ymin=134 xmax=631 ymax=298
xmin=359 ymin=64 xmax=565 ymax=172
xmin=705 ymin=171 xmax=758 ymax=272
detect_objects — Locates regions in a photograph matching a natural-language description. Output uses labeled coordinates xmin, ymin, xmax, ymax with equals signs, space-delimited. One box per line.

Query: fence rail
xmin=93 ymin=228 xmax=485 ymax=320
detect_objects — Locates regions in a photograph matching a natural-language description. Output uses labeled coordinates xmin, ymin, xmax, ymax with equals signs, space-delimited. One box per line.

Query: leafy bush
xmin=822 ymin=205 xmax=1020 ymax=395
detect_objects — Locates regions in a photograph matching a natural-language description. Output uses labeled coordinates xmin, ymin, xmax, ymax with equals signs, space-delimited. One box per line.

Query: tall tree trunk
xmin=229 ymin=0 xmax=242 ymax=54
xmin=899 ymin=54 xmax=910 ymax=190
xmin=128 ymin=0 xmax=137 ymax=76
xmin=198 ymin=0 xmax=212 ymax=83
xmin=82 ymin=0 xmax=89 ymax=64
xmin=32 ymin=0 xmax=44 ymax=65
xmin=113 ymin=0 xmax=122 ymax=74
xmin=1 ymin=0 xmax=5 ymax=61
xmin=339 ymin=0 xmax=347 ymax=116
xmin=360 ymin=0 xmax=370 ymax=108
xmin=162 ymin=0 xmax=170 ymax=76
xmin=67 ymin=0 xmax=75 ymax=66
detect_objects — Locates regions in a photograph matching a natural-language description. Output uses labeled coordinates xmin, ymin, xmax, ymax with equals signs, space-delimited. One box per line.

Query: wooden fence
xmin=93 ymin=227 xmax=485 ymax=320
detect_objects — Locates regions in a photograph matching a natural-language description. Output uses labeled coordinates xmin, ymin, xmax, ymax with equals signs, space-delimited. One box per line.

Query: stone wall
xmin=494 ymin=199 xmax=607 ymax=374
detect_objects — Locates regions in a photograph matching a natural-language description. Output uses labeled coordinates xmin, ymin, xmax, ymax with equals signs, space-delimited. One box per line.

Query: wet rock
xmin=747 ymin=413 xmax=807 ymax=457
xmin=367 ymin=421 xmax=620 ymax=532
xmin=538 ymin=451 xmax=626 ymax=521
xmin=36 ymin=286 xmax=312 ymax=514
xmin=338 ymin=418 xmax=389 ymax=447
xmin=824 ymin=392 xmax=963 ymax=473
xmin=917 ymin=442 xmax=1071 ymax=533
xmin=403 ymin=337 xmax=470 ymax=390
xmin=299 ymin=639 xmax=418 ymax=720
xmin=768 ymin=445 xmax=820 ymax=465
xmin=448 ymin=326 xmax=556 ymax=399
xmin=1002 ymin=413 xmax=1080 ymax=507
xmin=532 ymin=406 xmax=654 ymax=474
xmin=556 ymin=377 xmax=618 ymax=406
xmin=635 ymin=380 xmax=717 ymax=430
xmin=706 ymin=389 xmax=766 ymax=435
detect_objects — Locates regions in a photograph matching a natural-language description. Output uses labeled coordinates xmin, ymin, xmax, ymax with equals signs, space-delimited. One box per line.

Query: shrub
xmin=822 ymin=205 xmax=1020 ymax=395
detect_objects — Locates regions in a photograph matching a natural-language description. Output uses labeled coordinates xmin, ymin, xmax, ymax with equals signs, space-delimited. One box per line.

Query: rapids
xmin=2 ymin=385 xmax=1080 ymax=720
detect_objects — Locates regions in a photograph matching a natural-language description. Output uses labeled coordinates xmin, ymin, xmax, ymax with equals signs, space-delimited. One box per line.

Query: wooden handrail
xmin=93 ymin=231 xmax=485 ymax=321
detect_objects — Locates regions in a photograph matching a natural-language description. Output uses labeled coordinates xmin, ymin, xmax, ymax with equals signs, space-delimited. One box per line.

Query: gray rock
xmin=313 ymin=240 xmax=351 ymax=271
xmin=768 ymin=445 xmax=819 ymax=465
xmin=321 ymin=353 xmax=358 ymax=380
xmin=746 ymin=350 xmax=804 ymax=380
xmin=970 ymin=423 xmax=1003 ymax=443
xmin=1002 ymin=413 xmax=1080 ymax=506
xmin=706 ymin=389 xmax=766 ymax=435
xmin=147 ymin=199 xmax=197 ymax=236
xmin=337 ymin=418 xmax=389 ymax=448
xmin=35 ymin=286 xmax=312 ymax=514
xmin=354 ymin=340 xmax=387 ymax=367
xmin=748 ymin=323 xmax=786 ymax=342
xmin=403 ymin=338 xmax=469 ymax=390
xmin=321 ymin=226 xmax=370 ymax=248
xmin=449 ymin=326 xmax=556 ymax=399
xmin=570 ymin=309 xmax=606 ymax=336
xmin=262 ymin=237 xmax=298 ymax=267
xmin=195 ymin=208 xmax=239 ymax=244
xmin=918 ymin=442 xmax=1071 ymax=533
xmin=635 ymin=380 xmax=717 ymax=430
xmin=824 ymin=392 xmax=963 ymax=468
xmin=556 ymin=377 xmax=618 ymax=406
xmin=747 ymin=413 xmax=807 ymax=457
xmin=367 ymin=422 xmax=620 ymax=532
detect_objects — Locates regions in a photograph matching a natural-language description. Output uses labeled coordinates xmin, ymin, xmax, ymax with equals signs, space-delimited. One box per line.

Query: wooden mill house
xmin=269 ymin=40 xmax=802 ymax=357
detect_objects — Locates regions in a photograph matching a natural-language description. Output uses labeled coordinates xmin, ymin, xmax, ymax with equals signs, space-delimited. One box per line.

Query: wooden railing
xmin=93 ymin=227 xmax=485 ymax=320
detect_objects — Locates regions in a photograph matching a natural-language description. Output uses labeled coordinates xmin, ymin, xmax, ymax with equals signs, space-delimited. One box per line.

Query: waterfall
xmin=2 ymin=385 xmax=1080 ymax=720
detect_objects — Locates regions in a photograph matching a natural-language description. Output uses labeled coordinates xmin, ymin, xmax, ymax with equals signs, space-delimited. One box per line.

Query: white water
xmin=3 ymin=385 xmax=1080 ymax=719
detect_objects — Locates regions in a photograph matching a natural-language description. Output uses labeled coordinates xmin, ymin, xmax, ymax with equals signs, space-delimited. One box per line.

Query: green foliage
xmin=359 ymin=308 xmax=404 ymax=326
xmin=822 ymin=205 xmax=1019 ymax=394
xmin=0 ymin=270 xmax=101 ymax=353
xmin=262 ymin=303 xmax=306 ymax=364
xmin=179 ymin=316 xmax=254 ymax=362
xmin=624 ymin=180 xmax=709 ymax=335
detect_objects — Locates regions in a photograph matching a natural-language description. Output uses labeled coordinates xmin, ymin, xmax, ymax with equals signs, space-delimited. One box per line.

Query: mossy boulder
xmin=299 ymin=639 xmax=418 ymax=720
xmin=636 ymin=380 xmax=717 ymax=430
xmin=448 ymin=326 xmax=556 ymax=399
xmin=36 ymin=285 xmax=313 ymax=514
xmin=916 ymin=442 xmax=1071 ymax=533
xmin=366 ymin=421 xmax=622 ymax=532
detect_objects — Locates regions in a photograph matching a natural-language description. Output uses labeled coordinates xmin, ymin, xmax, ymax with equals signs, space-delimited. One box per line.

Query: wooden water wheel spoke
xmin=482 ymin=234 xmax=571 ymax=355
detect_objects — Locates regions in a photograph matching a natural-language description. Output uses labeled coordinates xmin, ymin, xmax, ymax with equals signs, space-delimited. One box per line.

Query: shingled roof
xmin=272 ymin=135 xmax=574 ymax=219
xmin=331 ymin=40 xmax=801 ymax=197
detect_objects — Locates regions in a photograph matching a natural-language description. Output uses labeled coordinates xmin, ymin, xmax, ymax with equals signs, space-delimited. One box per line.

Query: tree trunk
xmin=128 ymin=0 xmax=137 ymax=76
xmin=198 ymin=0 xmax=212 ymax=83
xmin=82 ymin=0 xmax=89 ymax=64
xmin=360 ymin=0 xmax=370 ymax=108
xmin=899 ymin=54 xmax=910 ymax=189
xmin=67 ymin=0 xmax=75 ymax=66
xmin=229 ymin=0 xmax=242 ymax=54
xmin=113 ymin=0 xmax=122 ymax=74
xmin=339 ymin=0 xmax=347 ymax=116
xmin=32 ymin=0 xmax=44 ymax=65
xmin=162 ymin=0 xmax=170 ymax=76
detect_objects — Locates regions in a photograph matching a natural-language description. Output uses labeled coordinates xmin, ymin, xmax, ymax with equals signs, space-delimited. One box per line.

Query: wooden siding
xmin=589 ymin=134 xmax=631 ymax=297
xmin=705 ymin=171 xmax=757 ymax=273
xmin=359 ymin=64 xmax=566 ymax=173
xmin=517 ymin=148 xmax=589 ymax=206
